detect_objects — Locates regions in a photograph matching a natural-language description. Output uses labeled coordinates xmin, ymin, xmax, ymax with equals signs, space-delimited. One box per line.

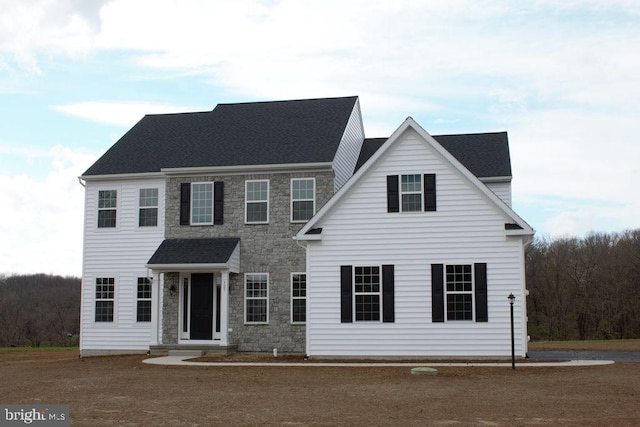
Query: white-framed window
xmin=136 ymin=277 xmax=152 ymax=322
xmin=138 ymin=188 xmax=158 ymax=227
xmin=446 ymin=264 xmax=474 ymax=321
xmin=97 ymin=190 xmax=117 ymax=228
xmin=191 ymin=182 xmax=214 ymax=225
xmin=95 ymin=277 xmax=115 ymax=322
xmin=245 ymin=180 xmax=269 ymax=223
xmin=400 ymin=174 xmax=422 ymax=212
xmin=354 ymin=266 xmax=381 ymax=321
xmin=291 ymin=178 xmax=315 ymax=222
xmin=291 ymin=273 xmax=306 ymax=323
xmin=245 ymin=273 xmax=269 ymax=323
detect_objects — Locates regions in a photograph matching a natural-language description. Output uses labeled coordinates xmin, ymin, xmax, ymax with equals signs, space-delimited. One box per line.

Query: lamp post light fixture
xmin=508 ymin=293 xmax=516 ymax=370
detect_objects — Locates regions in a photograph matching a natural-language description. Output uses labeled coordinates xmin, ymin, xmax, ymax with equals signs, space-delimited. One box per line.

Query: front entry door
xmin=190 ymin=273 xmax=214 ymax=340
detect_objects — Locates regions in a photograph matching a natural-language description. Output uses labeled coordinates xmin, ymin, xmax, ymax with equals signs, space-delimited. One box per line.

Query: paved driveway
xmin=529 ymin=351 xmax=640 ymax=362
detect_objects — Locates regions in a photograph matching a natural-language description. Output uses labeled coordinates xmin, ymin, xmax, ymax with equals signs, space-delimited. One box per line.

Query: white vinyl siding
xmin=305 ymin=128 xmax=527 ymax=358
xmin=484 ymin=181 xmax=512 ymax=207
xmin=332 ymin=99 xmax=365 ymax=191
xmin=80 ymin=178 xmax=165 ymax=355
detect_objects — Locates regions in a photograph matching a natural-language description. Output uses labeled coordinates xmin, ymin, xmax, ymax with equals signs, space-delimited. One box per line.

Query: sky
xmin=0 ymin=0 xmax=638 ymax=277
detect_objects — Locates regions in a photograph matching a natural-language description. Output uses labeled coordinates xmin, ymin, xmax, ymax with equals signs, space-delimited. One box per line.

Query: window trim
xmin=290 ymin=178 xmax=316 ymax=223
xmin=190 ymin=182 xmax=214 ymax=225
xmin=353 ymin=265 xmax=382 ymax=322
xmin=95 ymin=277 xmax=115 ymax=322
xmin=136 ymin=277 xmax=152 ymax=322
xmin=138 ymin=188 xmax=159 ymax=228
xmin=97 ymin=189 xmax=118 ymax=229
xmin=445 ymin=264 xmax=475 ymax=322
xmin=290 ymin=273 xmax=306 ymax=324
xmin=245 ymin=179 xmax=269 ymax=224
xmin=400 ymin=173 xmax=423 ymax=212
xmin=244 ymin=273 xmax=269 ymax=324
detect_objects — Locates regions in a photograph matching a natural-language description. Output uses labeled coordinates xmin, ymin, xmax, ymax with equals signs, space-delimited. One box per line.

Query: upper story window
xmin=191 ymin=182 xmax=214 ymax=225
xmin=387 ymin=174 xmax=436 ymax=213
xmin=245 ymin=180 xmax=269 ymax=223
xmin=291 ymin=178 xmax=315 ymax=222
xmin=97 ymin=190 xmax=117 ymax=228
xmin=139 ymin=188 xmax=158 ymax=227
xmin=401 ymin=174 xmax=422 ymax=212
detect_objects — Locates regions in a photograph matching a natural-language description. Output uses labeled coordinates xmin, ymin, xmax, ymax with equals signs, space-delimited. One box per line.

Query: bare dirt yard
xmin=2 ymin=346 xmax=640 ymax=426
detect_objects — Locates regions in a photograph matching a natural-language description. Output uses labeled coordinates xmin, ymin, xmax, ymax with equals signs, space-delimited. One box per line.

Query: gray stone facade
xmin=161 ymin=169 xmax=335 ymax=353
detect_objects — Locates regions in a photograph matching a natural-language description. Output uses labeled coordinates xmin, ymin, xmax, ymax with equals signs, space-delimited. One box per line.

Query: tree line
xmin=0 ymin=274 xmax=80 ymax=347
xmin=0 ymin=230 xmax=639 ymax=347
xmin=527 ymin=229 xmax=640 ymax=341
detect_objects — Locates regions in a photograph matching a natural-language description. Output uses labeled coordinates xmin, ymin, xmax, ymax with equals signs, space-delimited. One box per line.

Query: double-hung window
xmin=354 ymin=266 xmax=381 ymax=321
xmin=245 ymin=180 xmax=269 ymax=223
xmin=401 ymin=174 xmax=422 ymax=212
xmin=139 ymin=188 xmax=158 ymax=227
xmin=191 ymin=182 xmax=214 ymax=225
xmin=446 ymin=264 xmax=474 ymax=320
xmin=291 ymin=273 xmax=306 ymax=323
xmin=136 ymin=277 xmax=152 ymax=322
xmin=95 ymin=277 xmax=115 ymax=322
xmin=245 ymin=273 xmax=268 ymax=323
xmin=431 ymin=263 xmax=487 ymax=323
xmin=291 ymin=178 xmax=315 ymax=222
xmin=97 ymin=190 xmax=117 ymax=228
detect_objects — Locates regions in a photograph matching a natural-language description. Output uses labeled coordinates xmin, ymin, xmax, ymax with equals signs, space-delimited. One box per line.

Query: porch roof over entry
xmin=146 ymin=238 xmax=240 ymax=273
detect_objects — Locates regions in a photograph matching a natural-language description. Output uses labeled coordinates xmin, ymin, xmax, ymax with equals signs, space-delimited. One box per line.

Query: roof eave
xmin=145 ymin=263 xmax=237 ymax=273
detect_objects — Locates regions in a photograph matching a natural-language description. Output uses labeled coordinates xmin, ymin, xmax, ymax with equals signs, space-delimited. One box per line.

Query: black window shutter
xmin=214 ymin=181 xmax=224 ymax=225
xmin=340 ymin=265 xmax=353 ymax=323
xmin=474 ymin=263 xmax=488 ymax=322
xmin=424 ymin=174 xmax=436 ymax=211
xmin=382 ymin=265 xmax=395 ymax=323
xmin=431 ymin=264 xmax=444 ymax=322
xmin=387 ymin=175 xmax=399 ymax=213
xmin=180 ymin=183 xmax=191 ymax=225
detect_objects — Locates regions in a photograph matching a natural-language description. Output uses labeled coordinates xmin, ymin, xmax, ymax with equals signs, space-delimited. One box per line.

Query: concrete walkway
xmin=143 ymin=355 xmax=613 ymax=368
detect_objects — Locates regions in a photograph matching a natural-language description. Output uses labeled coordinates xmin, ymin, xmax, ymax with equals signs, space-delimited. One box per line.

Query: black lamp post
xmin=508 ymin=293 xmax=516 ymax=370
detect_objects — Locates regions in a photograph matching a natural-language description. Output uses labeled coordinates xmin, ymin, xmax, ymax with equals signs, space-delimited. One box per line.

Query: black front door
xmin=190 ymin=273 xmax=214 ymax=340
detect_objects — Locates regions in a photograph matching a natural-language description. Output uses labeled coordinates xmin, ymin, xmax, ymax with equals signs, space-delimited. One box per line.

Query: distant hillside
xmin=0 ymin=274 xmax=80 ymax=347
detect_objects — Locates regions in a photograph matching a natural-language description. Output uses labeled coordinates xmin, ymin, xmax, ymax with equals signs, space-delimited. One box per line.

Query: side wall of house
xmin=332 ymin=99 xmax=365 ymax=191
xmin=306 ymin=129 xmax=527 ymax=357
xmin=484 ymin=181 xmax=512 ymax=207
xmin=80 ymin=177 xmax=165 ymax=355
xmin=164 ymin=169 xmax=335 ymax=353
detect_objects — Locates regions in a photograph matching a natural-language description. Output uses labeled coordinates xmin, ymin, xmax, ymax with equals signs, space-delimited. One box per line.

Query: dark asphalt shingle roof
xmin=147 ymin=238 xmax=240 ymax=265
xmin=355 ymin=132 xmax=512 ymax=178
xmin=83 ymin=96 xmax=358 ymax=176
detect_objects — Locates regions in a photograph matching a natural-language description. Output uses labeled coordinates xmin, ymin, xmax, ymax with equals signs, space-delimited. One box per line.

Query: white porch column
xmin=150 ymin=271 xmax=161 ymax=346
xmin=220 ymin=270 xmax=230 ymax=346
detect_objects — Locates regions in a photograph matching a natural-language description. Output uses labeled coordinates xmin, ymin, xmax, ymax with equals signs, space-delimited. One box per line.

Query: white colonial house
xmin=295 ymin=117 xmax=534 ymax=357
xmin=79 ymin=96 xmax=533 ymax=358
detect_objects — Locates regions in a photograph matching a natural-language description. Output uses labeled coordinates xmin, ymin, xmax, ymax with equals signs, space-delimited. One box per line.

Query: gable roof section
xmin=83 ymin=96 xmax=358 ymax=176
xmin=297 ymin=117 xmax=533 ymax=240
xmin=356 ymin=132 xmax=511 ymax=178
xmin=146 ymin=238 xmax=240 ymax=272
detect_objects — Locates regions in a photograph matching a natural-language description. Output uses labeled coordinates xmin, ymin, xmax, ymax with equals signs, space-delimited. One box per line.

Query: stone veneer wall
xmin=163 ymin=170 xmax=335 ymax=353
xmin=162 ymin=273 xmax=180 ymax=345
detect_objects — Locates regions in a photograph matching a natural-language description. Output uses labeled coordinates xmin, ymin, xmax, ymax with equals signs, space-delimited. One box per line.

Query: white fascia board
xmin=145 ymin=263 xmax=231 ymax=272
xmin=80 ymin=172 xmax=165 ymax=182
xmin=162 ymin=162 xmax=333 ymax=176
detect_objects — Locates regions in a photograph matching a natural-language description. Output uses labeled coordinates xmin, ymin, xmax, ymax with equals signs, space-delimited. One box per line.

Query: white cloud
xmin=52 ymin=101 xmax=205 ymax=127
xmin=0 ymin=145 xmax=98 ymax=276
